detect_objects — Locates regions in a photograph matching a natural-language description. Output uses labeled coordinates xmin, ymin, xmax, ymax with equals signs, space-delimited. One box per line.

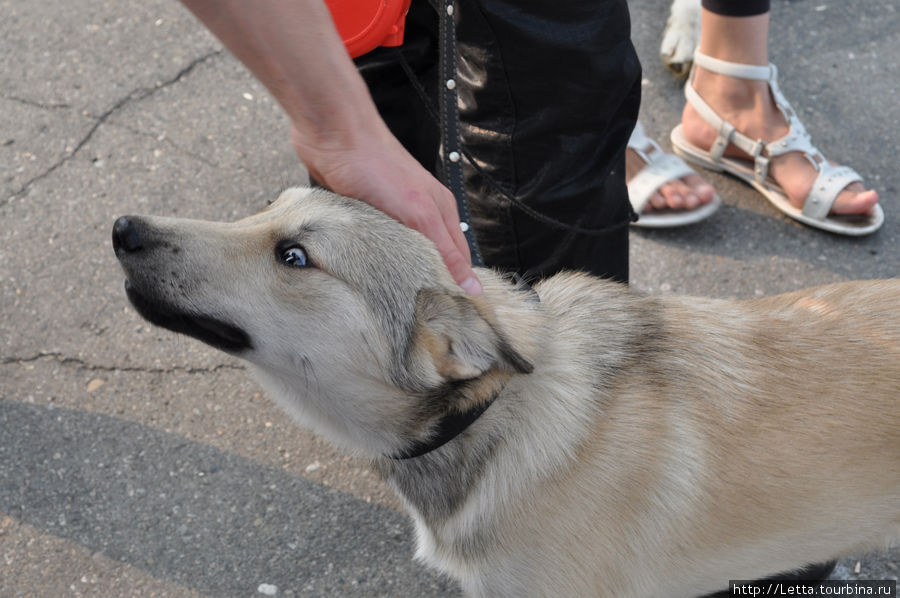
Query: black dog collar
xmin=391 ymin=392 xmax=498 ymax=460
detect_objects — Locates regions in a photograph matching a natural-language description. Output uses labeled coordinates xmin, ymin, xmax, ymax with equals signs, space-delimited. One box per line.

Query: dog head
xmin=113 ymin=187 xmax=532 ymax=455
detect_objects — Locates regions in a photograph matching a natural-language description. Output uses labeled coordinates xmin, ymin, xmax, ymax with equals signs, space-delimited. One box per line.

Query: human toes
xmin=647 ymin=191 xmax=668 ymax=212
xmin=658 ymin=178 xmax=697 ymax=210
xmin=683 ymin=173 xmax=717 ymax=204
xmin=830 ymin=184 xmax=879 ymax=217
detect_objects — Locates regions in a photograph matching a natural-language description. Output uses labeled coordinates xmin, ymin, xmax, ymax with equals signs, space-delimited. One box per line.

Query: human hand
xmin=291 ymin=123 xmax=482 ymax=294
xmin=176 ymin=0 xmax=479 ymax=292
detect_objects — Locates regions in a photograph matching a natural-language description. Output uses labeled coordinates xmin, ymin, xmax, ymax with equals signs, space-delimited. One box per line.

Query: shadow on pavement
xmin=0 ymin=398 xmax=459 ymax=598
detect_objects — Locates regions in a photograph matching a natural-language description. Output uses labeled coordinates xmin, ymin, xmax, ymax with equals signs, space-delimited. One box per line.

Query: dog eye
xmin=277 ymin=243 xmax=308 ymax=268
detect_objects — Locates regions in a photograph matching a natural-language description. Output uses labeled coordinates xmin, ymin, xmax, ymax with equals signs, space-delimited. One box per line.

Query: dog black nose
xmin=112 ymin=216 xmax=144 ymax=254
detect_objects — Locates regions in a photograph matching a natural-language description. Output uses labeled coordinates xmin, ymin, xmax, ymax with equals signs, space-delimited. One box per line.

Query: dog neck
xmin=373 ymin=371 xmax=512 ymax=531
xmin=388 ymin=393 xmax=498 ymax=460
xmin=375 ymin=273 xmax=656 ymax=562
xmin=388 ymin=367 xmax=511 ymax=460
xmin=389 ymin=274 xmax=538 ymax=460
xmin=373 ymin=272 xmax=545 ymax=526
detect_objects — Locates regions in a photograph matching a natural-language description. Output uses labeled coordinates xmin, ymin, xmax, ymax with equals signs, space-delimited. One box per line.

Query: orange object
xmin=324 ymin=0 xmax=413 ymax=58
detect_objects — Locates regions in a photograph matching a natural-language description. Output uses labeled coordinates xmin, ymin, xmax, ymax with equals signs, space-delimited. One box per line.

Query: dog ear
xmin=413 ymin=288 xmax=533 ymax=381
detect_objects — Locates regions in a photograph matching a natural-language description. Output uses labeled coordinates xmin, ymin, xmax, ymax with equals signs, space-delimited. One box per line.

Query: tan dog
xmin=113 ymin=188 xmax=899 ymax=597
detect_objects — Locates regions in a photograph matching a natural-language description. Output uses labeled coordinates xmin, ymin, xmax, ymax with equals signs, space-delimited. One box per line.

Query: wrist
xmin=290 ymin=100 xmax=394 ymax=176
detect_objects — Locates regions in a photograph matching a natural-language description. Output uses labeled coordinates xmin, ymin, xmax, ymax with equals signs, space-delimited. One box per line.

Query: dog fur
xmin=661 ymin=0 xmax=702 ymax=77
xmin=114 ymin=187 xmax=899 ymax=597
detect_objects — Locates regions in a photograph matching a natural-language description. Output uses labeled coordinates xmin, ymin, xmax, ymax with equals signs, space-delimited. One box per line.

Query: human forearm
xmin=179 ymin=0 xmax=380 ymax=162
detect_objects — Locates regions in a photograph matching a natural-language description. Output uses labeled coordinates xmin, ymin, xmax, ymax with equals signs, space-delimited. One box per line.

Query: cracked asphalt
xmin=4 ymin=49 xmax=224 ymax=207
xmin=1 ymin=0 xmax=897 ymax=596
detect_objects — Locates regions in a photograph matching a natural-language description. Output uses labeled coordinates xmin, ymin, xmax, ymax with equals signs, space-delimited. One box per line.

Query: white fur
xmin=661 ymin=0 xmax=702 ymax=75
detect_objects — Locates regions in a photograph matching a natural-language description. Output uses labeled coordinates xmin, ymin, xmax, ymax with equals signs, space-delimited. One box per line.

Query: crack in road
xmin=2 ymin=49 xmax=223 ymax=209
xmin=1 ymin=351 xmax=243 ymax=375
xmin=1 ymin=96 xmax=72 ymax=110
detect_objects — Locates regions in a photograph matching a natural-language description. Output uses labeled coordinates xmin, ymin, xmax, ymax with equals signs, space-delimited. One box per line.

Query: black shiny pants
xmin=356 ymin=0 xmax=641 ymax=282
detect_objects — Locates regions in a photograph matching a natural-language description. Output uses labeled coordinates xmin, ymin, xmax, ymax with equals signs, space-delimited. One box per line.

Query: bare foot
xmin=625 ymin=145 xmax=717 ymax=213
xmin=682 ymin=67 xmax=879 ymax=217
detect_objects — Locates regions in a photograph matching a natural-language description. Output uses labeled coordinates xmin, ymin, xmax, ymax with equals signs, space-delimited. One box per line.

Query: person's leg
xmin=681 ymin=2 xmax=879 ymax=217
xmin=358 ymin=0 xmax=637 ymax=281
xmin=455 ymin=0 xmax=640 ymax=281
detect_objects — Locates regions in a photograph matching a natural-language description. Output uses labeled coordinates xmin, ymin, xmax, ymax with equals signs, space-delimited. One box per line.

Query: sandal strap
xmin=693 ymin=51 xmax=772 ymax=81
xmin=685 ymin=50 xmax=825 ymax=184
xmin=627 ymin=153 xmax=696 ymax=212
xmin=627 ymin=121 xmax=663 ymax=159
xmin=627 ymin=122 xmax=696 ymax=212
xmin=803 ymin=164 xmax=863 ymax=221
xmin=684 ymin=76 xmax=774 ymax=180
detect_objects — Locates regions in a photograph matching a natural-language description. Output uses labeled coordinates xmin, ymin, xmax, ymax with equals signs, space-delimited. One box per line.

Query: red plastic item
xmin=324 ymin=0 xmax=413 ymax=58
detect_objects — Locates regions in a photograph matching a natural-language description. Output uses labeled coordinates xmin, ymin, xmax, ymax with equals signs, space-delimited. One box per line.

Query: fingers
xmin=427 ymin=223 xmax=483 ymax=294
xmin=432 ymin=184 xmax=483 ymax=280
xmin=406 ymin=187 xmax=482 ymax=294
xmin=292 ymin=122 xmax=482 ymax=293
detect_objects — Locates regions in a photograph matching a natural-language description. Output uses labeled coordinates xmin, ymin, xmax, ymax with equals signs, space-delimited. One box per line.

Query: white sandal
xmin=628 ymin=121 xmax=721 ymax=228
xmin=671 ymin=50 xmax=884 ymax=236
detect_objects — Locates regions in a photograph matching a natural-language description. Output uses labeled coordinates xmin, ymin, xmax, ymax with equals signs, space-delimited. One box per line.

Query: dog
xmin=661 ymin=0 xmax=702 ymax=77
xmin=113 ymin=187 xmax=899 ymax=597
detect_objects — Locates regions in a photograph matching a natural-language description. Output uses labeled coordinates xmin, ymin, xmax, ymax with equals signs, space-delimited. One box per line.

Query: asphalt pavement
xmin=1 ymin=0 xmax=897 ymax=596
